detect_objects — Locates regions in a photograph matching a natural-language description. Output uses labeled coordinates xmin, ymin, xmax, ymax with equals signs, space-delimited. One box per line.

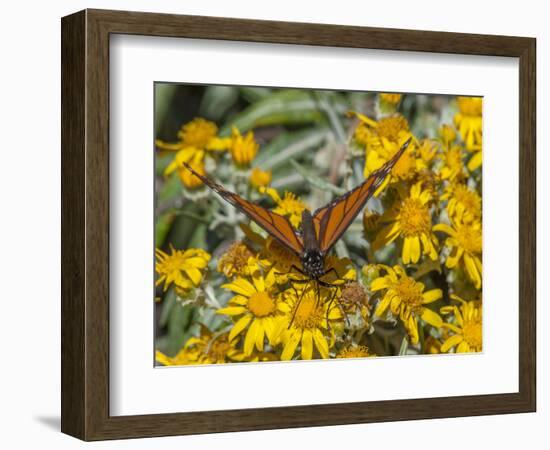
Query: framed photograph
xmin=61 ymin=9 xmax=536 ymax=441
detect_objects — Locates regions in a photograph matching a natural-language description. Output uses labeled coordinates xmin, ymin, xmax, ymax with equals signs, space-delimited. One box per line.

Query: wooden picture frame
xmin=61 ymin=8 xmax=536 ymax=441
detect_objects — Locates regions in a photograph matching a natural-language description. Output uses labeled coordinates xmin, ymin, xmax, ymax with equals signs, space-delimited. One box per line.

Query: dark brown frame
xmin=61 ymin=8 xmax=536 ymax=441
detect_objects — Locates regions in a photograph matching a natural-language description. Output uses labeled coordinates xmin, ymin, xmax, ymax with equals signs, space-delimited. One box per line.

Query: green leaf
xmin=199 ymin=85 xmax=239 ymax=120
xmin=398 ymin=337 xmax=409 ymax=356
xmin=239 ymin=86 xmax=273 ymax=103
xmin=154 ymin=84 xmax=178 ymax=133
xmin=159 ymin=288 xmax=176 ymax=328
xmin=155 ymin=211 xmax=176 ymax=248
xmin=155 ymin=153 xmax=175 ymax=176
xmin=289 ymin=159 xmax=346 ymax=195
xmin=158 ymin=173 xmax=182 ymax=204
xmin=256 ymin=127 xmax=331 ymax=171
xmin=315 ymin=92 xmax=348 ymax=143
xmin=166 ymin=303 xmax=194 ymax=355
xmin=220 ymin=89 xmax=347 ymax=135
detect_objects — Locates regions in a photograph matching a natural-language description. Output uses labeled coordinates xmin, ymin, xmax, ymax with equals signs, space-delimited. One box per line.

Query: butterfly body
xmin=300 ymin=209 xmax=326 ymax=279
xmin=182 ymin=137 xmax=411 ymax=282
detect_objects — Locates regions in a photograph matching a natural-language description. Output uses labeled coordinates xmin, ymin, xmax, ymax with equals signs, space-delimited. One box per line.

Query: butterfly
xmin=183 ymin=137 xmax=411 ymax=286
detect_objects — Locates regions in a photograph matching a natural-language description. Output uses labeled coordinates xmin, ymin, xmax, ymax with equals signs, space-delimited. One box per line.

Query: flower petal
xmin=421 ymin=307 xmax=443 ymax=328
xmin=228 ymin=315 xmax=252 ymax=342
xmin=312 ymin=329 xmax=329 ymax=359
xmin=255 ymin=321 xmax=266 ymax=351
xmin=370 ymin=277 xmax=389 ymax=291
xmin=410 ymin=235 xmax=421 ymax=263
xmin=221 ymin=278 xmax=256 ymax=296
xmin=301 ymin=330 xmax=313 ymax=360
xmin=441 ymin=334 xmax=463 ymax=353
xmin=433 ymin=223 xmax=456 ymax=237
xmin=375 ymin=294 xmax=392 ymax=317
xmin=281 ymin=330 xmax=301 ymax=361
xmin=244 ymin=320 xmax=260 ymax=356
xmin=183 ymin=266 xmax=203 ymax=285
xmin=402 ymin=237 xmax=412 ymax=264
xmin=217 ymin=306 xmax=247 ymax=316
xmin=422 ymin=289 xmax=443 ymax=304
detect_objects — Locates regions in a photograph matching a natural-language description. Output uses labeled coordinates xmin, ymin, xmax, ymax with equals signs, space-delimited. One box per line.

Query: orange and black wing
xmin=313 ymin=138 xmax=411 ymax=253
xmin=182 ymin=163 xmax=304 ymax=256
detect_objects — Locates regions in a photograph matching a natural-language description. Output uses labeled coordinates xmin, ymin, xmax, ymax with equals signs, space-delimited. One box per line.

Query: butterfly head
xmin=302 ymin=249 xmax=325 ymax=279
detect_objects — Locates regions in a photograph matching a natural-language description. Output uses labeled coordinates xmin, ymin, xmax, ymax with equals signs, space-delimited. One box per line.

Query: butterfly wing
xmin=182 ymin=163 xmax=304 ymax=256
xmin=313 ymin=138 xmax=411 ymax=253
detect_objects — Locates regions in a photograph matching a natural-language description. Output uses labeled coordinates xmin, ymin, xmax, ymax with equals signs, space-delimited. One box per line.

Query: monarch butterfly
xmin=183 ymin=137 xmax=411 ymax=286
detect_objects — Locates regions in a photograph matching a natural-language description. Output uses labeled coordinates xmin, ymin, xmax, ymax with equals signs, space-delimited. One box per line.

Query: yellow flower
xmin=228 ymin=126 xmax=259 ymax=166
xmin=260 ymin=187 xmax=307 ymax=228
xmin=337 ymin=344 xmax=375 ymax=358
xmin=159 ymin=118 xmax=229 ymax=188
xmin=156 ymin=326 xmax=245 ymax=366
xmin=371 ymin=265 xmax=443 ymax=344
xmin=155 ymin=246 xmax=210 ymax=293
xmin=183 ymin=327 xmax=244 ymax=364
xmin=434 ymin=219 xmax=482 ymax=289
xmin=279 ymin=285 xmax=342 ymax=360
xmin=379 ymin=93 xmax=402 ymax=105
xmin=218 ymin=267 xmax=286 ymax=355
xmin=178 ymin=156 xmax=206 ymax=189
xmin=440 ymin=295 xmax=482 ymax=353
xmin=156 ymin=117 xmax=220 ymax=152
xmin=467 ymin=143 xmax=482 ymax=172
xmin=217 ymin=241 xmax=256 ymax=278
xmin=239 ymin=223 xmax=302 ymax=279
xmin=339 ymin=281 xmax=370 ymax=323
xmin=350 ymin=112 xmax=416 ymax=182
xmin=416 ymin=139 xmax=438 ymax=170
xmin=373 ymin=182 xmax=438 ymax=264
xmin=155 ymin=348 xmax=196 ymax=366
xmin=441 ymin=182 xmax=482 ymax=224
xmin=363 ymin=208 xmax=382 ymax=233
xmin=439 ymin=124 xmax=457 ymax=148
xmin=438 ymin=145 xmax=467 ymax=182
xmin=416 ymin=169 xmax=441 ymax=205
xmin=423 ymin=336 xmax=442 ymax=354
xmin=250 ymin=167 xmax=272 ymax=188
xmin=454 ymin=97 xmax=482 ymax=150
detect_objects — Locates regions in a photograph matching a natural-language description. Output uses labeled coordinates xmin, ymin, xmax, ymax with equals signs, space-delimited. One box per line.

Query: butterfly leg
xmin=318 ymin=280 xmax=350 ymax=329
xmin=324 ymin=286 xmax=343 ymax=333
xmin=320 ymin=267 xmax=341 ymax=282
xmin=275 ymin=264 xmax=305 ymax=277
xmin=288 ymin=282 xmax=309 ymax=329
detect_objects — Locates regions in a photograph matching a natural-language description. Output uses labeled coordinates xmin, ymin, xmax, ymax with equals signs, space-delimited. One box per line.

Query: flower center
xmin=377 ymin=116 xmax=409 ymax=142
xmin=340 ymin=282 xmax=368 ymax=309
xmin=158 ymin=254 xmax=186 ymax=274
xmin=399 ymin=198 xmax=431 ymax=236
xmin=337 ymin=345 xmax=373 ymax=358
xmin=391 ymin=149 xmax=415 ymax=180
xmin=453 ymin=185 xmax=481 ymax=218
xmin=218 ymin=242 xmax=253 ymax=276
xmin=394 ymin=277 xmax=424 ymax=312
xmin=273 ymin=193 xmax=306 ymax=227
xmin=445 ymin=147 xmax=463 ymax=168
xmin=455 ymin=225 xmax=482 ymax=254
xmin=276 ymin=193 xmax=305 ymax=215
xmin=247 ymin=292 xmax=276 ymax=317
xmin=462 ymin=320 xmax=482 ymax=350
xmin=208 ymin=339 xmax=231 ymax=362
xmin=292 ymin=295 xmax=323 ymax=329
xmin=267 ymin=237 xmax=300 ymax=267
xmin=179 ymin=118 xmax=217 ymax=147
